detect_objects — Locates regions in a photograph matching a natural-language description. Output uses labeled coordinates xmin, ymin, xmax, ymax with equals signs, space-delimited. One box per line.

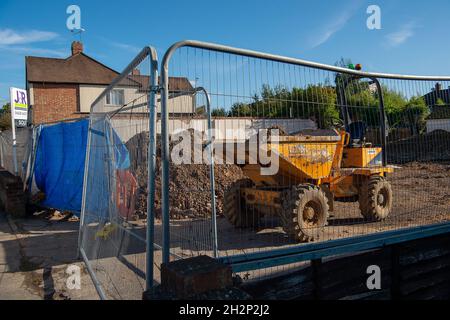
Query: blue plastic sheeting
xmin=35 ymin=120 xmax=88 ymax=214
xmin=83 ymin=117 xmax=131 ymax=222
xmin=34 ymin=118 xmax=130 ymax=216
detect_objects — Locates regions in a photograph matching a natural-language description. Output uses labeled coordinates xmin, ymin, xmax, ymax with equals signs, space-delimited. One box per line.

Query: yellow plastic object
xmin=95 ymin=223 xmax=118 ymax=240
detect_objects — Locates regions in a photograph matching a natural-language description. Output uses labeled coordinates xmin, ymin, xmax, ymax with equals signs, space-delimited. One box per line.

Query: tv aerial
xmin=71 ymin=28 xmax=86 ymax=41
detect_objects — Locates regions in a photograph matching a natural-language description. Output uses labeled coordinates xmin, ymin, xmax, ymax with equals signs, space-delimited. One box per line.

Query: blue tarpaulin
xmin=34 ymin=118 xmax=130 ymax=216
xmin=34 ymin=119 xmax=89 ymax=214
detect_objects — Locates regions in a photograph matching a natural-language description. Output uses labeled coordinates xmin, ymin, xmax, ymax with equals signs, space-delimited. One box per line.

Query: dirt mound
xmin=387 ymin=130 xmax=450 ymax=164
xmin=163 ymin=163 xmax=246 ymax=219
xmin=126 ymin=131 xmax=246 ymax=219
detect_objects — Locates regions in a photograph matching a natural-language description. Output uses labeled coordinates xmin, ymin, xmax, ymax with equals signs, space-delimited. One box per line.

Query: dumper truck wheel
xmin=281 ymin=184 xmax=329 ymax=242
xmin=359 ymin=176 xmax=393 ymax=221
xmin=223 ymin=179 xmax=262 ymax=228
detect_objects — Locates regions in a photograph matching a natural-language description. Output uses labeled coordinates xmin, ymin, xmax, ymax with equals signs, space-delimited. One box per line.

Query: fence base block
xmin=161 ymin=255 xmax=233 ymax=299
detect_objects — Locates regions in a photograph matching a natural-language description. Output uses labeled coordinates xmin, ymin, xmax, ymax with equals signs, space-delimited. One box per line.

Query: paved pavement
xmin=0 ymin=212 xmax=99 ymax=300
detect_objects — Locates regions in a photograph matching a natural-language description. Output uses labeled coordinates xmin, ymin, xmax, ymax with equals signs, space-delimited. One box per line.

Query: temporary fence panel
xmin=159 ymin=40 xmax=450 ymax=281
xmin=0 ymin=127 xmax=32 ymax=181
xmin=79 ymin=46 xmax=158 ymax=299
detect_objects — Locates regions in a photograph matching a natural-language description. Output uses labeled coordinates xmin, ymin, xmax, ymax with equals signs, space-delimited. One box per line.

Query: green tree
xmin=405 ymin=96 xmax=429 ymax=134
xmin=0 ymin=103 xmax=11 ymax=130
xmin=296 ymin=85 xmax=339 ymax=128
xmin=229 ymin=102 xmax=253 ymax=117
xmin=224 ymin=75 xmax=430 ymax=135
xmin=211 ymin=108 xmax=227 ymax=117
xmin=227 ymin=84 xmax=339 ymax=128
xmin=436 ymin=98 xmax=446 ymax=106
xmin=334 ymin=58 xmax=375 ymax=126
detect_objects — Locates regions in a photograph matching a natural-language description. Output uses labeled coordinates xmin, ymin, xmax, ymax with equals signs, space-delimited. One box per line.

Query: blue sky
xmin=1 ymin=0 xmax=450 ymax=104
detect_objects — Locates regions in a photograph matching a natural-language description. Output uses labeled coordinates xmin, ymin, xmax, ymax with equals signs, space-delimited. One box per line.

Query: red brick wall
xmin=31 ymin=83 xmax=83 ymax=124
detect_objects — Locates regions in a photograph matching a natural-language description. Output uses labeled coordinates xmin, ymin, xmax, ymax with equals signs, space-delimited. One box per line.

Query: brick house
xmin=26 ymin=41 xmax=194 ymax=125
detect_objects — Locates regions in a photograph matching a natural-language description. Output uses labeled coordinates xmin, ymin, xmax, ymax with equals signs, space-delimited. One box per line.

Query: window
xmin=106 ymin=89 xmax=124 ymax=106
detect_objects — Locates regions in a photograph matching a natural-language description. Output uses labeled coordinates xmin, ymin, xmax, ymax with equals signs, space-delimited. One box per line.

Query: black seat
xmin=348 ymin=121 xmax=367 ymax=146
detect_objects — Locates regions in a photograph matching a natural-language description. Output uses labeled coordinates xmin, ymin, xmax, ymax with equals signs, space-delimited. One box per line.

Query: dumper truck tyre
xmin=281 ymin=184 xmax=329 ymax=242
xmin=224 ymin=179 xmax=262 ymax=228
xmin=359 ymin=176 xmax=393 ymax=221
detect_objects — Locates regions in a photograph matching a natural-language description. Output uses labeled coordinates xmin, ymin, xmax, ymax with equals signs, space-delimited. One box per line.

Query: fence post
xmin=160 ymin=50 xmax=172 ymax=265
xmin=197 ymin=87 xmax=219 ymax=258
xmin=146 ymin=48 xmax=158 ymax=291
xmin=8 ymin=88 xmax=18 ymax=176
xmin=371 ymin=78 xmax=388 ymax=166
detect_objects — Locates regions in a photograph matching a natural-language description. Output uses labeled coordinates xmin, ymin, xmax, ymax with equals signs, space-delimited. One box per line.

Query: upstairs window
xmin=106 ymin=89 xmax=125 ymax=106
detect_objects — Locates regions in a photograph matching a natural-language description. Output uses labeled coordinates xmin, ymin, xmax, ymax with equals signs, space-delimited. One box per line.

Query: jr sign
xmin=9 ymin=87 xmax=28 ymax=175
xmin=10 ymin=87 xmax=28 ymax=127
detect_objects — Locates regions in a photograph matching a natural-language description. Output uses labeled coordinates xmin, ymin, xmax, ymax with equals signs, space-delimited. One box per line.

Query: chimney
xmin=435 ymin=82 xmax=442 ymax=92
xmin=71 ymin=41 xmax=83 ymax=55
xmin=132 ymin=68 xmax=141 ymax=75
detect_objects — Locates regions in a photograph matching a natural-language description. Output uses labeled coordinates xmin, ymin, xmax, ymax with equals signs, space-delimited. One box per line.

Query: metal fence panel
xmin=160 ymin=40 xmax=450 ymax=281
xmin=79 ymin=47 xmax=158 ymax=299
xmin=0 ymin=127 xmax=33 ymax=181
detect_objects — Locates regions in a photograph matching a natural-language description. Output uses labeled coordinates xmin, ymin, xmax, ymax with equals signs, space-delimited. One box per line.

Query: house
xmin=423 ymin=83 xmax=450 ymax=107
xmin=426 ymin=106 xmax=450 ymax=133
xmin=26 ymin=41 xmax=194 ymax=125
xmin=421 ymin=83 xmax=450 ymax=133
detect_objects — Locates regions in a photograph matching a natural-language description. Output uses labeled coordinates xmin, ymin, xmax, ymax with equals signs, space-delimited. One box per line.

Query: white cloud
xmin=309 ymin=1 xmax=363 ymax=49
xmin=0 ymin=28 xmax=63 ymax=57
xmin=311 ymin=13 xmax=353 ymax=48
xmin=0 ymin=45 xmax=66 ymax=57
xmin=0 ymin=29 xmax=58 ymax=45
xmin=110 ymin=41 xmax=141 ymax=53
xmin=385 ymin=22 xmax=416 ymax=47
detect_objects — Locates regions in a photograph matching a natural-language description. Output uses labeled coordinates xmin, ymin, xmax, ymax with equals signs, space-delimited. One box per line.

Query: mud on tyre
xmin=358 ymin=175 xmax=393 ymax=221
xmin=223 ymin=179 xmax=263 ymax=228
xmin=280 ymin=184 xmax=329 ymax=242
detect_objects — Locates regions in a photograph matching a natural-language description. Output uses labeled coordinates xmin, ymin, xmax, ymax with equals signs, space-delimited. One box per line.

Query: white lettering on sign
xmin=10 ymin=87 xmax=28 ymax=121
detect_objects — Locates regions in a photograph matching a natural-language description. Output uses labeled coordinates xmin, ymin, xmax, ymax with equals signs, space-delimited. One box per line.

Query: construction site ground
xmin=84 ymin=161 xmax=450 ymax=299
xmin=162 ymin=161 xmax=450 ymax=255
xmin=0 ymin=211 xmax=98 ymax=300
xmin=1 ymin=162 xmax=448 ymax=300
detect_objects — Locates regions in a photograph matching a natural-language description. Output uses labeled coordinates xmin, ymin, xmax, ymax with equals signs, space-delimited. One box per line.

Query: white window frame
xmin=106 ymin=89 xmax=125 ymax=106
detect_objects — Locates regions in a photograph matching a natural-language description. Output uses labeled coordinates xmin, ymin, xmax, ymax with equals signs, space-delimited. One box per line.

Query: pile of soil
xmin=125 ymin=130 xmax=246 ymax=219
xmin=387 ymin=130 xmax=450 ymax=164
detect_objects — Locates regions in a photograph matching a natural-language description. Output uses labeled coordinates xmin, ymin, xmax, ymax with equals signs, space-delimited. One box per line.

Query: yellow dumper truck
xmin=224 ymin=78 xmax=395 ymax=242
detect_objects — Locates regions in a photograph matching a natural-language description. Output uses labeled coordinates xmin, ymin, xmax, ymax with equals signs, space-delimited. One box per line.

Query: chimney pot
xmin=435 ymin=82 xmax=442 ymax=92
xmin=71 ymin=41 xmax=83 ymax=55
